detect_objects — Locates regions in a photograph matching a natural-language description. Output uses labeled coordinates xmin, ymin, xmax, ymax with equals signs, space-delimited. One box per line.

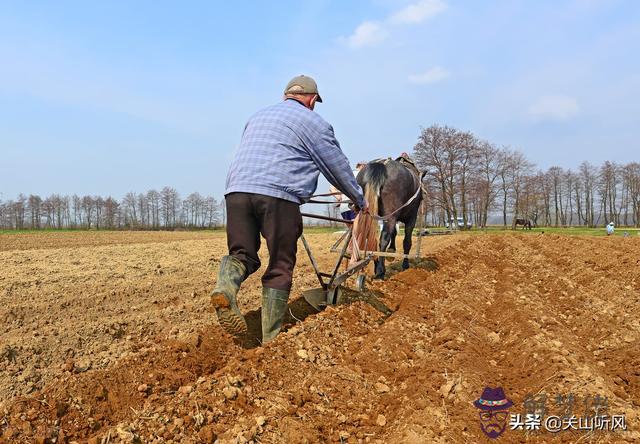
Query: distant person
xmin=212 ymin=75 xmax=367 ymax=344
xmin=606 ymin=222 xmax=615 ymax=236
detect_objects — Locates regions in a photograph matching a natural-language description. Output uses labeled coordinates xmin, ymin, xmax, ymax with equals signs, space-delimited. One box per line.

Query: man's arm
xmin=329 ymin=185 xmax=342 ymax=208
xmin=307 ymin=125 xmax=366 ymax=209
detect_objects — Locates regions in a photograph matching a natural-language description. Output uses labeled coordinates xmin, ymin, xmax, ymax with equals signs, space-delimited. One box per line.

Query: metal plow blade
xmin=302 ymin=286 xmax=342 ymax=311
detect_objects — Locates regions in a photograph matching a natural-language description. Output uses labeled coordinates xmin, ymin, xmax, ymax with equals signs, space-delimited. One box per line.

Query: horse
xmin=357 ymin=158 xmax=424 ymax=279
xmin=514 ymin=218 xmax=533 ymax=230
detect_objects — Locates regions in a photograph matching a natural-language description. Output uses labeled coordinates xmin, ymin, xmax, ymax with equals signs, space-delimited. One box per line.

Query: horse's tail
xmin=361 ymin=162 xmax=386 ymax=217
xmin=351 ymin=163 xmax=386 ymax=259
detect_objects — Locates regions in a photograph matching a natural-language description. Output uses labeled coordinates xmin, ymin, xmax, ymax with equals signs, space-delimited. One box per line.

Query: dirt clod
xmin=374 ymin=382 xmax=390 ymax=394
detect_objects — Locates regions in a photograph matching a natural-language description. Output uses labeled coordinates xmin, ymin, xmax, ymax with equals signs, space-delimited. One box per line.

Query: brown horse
xmin=357 ymin=159 xmax=424 ymax=279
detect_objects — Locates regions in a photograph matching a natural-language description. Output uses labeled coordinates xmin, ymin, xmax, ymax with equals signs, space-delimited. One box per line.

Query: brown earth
xmin=0 ymin=230 xmax=639 ymax=443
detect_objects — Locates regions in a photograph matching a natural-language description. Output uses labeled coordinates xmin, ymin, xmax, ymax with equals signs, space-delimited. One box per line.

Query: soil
xmin=0 ymin=230 xmax=639 ymax=443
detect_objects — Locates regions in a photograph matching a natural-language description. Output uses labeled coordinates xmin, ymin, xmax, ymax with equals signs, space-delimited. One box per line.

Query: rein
xmin=372 ymin=169 xmax=425 ymax=222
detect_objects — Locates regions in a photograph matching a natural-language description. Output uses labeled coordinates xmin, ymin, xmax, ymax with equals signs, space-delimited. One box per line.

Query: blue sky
xmin=1 ymin=0 xmax=638 ymax=200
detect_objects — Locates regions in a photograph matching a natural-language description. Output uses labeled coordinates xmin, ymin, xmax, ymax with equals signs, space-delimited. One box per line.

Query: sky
xmin=1 ymin=0 xmax=639 ymax=200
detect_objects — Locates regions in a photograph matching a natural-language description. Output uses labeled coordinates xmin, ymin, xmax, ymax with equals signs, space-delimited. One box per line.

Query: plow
xmin=299 ymin=199 xmax=425 ymax=313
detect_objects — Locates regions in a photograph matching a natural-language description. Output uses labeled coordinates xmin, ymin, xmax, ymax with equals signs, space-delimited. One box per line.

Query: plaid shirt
xmin=225 ymin=99 xmax=365 ymax=207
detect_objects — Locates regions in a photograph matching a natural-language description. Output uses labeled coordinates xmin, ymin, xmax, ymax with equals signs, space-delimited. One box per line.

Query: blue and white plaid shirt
xmin=225 ymin=99 xmax=365 ymax=207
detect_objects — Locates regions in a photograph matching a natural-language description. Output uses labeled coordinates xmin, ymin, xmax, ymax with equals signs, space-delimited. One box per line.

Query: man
xmin=212 ymin=75 xmax=366 ymax=343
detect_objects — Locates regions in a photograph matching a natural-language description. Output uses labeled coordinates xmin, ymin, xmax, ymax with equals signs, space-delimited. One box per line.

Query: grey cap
xmin=284 ymin=75 xmax=323 ymax=102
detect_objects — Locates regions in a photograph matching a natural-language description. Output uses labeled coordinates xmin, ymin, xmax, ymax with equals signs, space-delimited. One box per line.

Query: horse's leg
xmin=374 ymin=220 xmax=393 ymax=279
xmin=387 ymin=223 xmax=398 ymax=253
xmin=402 ymin=216 xmax=417 ymax=270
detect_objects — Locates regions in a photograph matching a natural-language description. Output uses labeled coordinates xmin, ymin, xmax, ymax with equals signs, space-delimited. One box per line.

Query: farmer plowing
xmin=211 ymin=75 xmax=367 ymax=343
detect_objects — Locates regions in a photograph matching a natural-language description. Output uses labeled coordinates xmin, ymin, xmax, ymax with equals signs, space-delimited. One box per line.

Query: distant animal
xmin=514 ymin=218 xmax=533 ymax=230
xmin=357 ymin=158 xmax=425 ymax=279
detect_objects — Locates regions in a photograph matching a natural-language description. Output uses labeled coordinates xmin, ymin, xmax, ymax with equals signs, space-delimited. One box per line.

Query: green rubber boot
xmin=210 ymin=256 xmax=248 ymax=337
xmin=261 ymin=287 xmax=290 ymax=344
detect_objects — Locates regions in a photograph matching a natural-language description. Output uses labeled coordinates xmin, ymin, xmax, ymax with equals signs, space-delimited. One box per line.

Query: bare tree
xmin=622 ymin=163 xmax=640 ymax=226
xmin=27 ymin=194 xmax=42 ymax=229
xmin=497 ymin=148 xmax=513 ymax=228
xmin=160 ymin=187 xmax=180 ymax=228
xmin=147 ymin=189 xmax=161 ymax=229
xmin=548 ymin=167 xmax=564 ymax=227
xmin=473 ymin=141 xmax=501 ymax=227
xmin=578 ymin=162 xmax=597 ymax=227
xmin=598 ymin=161 xmax=620 ymax=225
xmin=103 ymin=197 xmax=119 ymax=229
xmin=415 ymin=125 xmax=456 ymax=224
xmin=205 ymin=196 xmax=220 ymax=228
xmin=508 ymin=151 xmax=534 ymax=228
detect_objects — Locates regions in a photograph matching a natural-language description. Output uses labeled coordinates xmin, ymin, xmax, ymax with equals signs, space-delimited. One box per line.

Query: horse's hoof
xmin=402 ymin=260 xmax=410 ymax=270
xmin=373 ymin=274 xmax=385 ymax=280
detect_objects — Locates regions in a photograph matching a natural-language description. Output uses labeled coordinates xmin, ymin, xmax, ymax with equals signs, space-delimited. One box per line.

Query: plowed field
xmin=1 ymin=230 xmax=639 ymax=443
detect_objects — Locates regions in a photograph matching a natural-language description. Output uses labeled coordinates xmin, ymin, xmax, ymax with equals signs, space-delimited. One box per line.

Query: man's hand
xmin=355 ymin=199 xmax=369 ymax=215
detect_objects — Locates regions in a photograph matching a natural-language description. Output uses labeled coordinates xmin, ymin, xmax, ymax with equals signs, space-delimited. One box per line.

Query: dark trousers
xmin=225 ymin=192 xmax=302 ymax=291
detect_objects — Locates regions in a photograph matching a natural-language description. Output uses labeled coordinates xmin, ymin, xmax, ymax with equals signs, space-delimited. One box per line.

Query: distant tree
xmin=598 ymin=161 xmax=620 ymax=225
xmin=205 ymin=196 xmax=220 ymax=228
xmin=473 ymin=141 xmax=501 ymax=228
xmin=508 ymin=151 xmax=534 ymax=228
xmin=160 ymin=186 xmax=180 ymax=228
xmin=578 ymin=162 xmax=597 ymax=227
xmin=497 ymin=148 xmax=513 ymax=228
xmin=12 ymin=194 xmax=27 ymax=229
xmin=184 ymin=192 xmax=205 ymax=227
xmin=27 ymin=194 xmax=42 ymax=229
xmin=147 ymin=189 xmax=161 ymax=229
xmin=547 ymin=167 xmax=564 ymax=227
xmin=624 ymin=162 xmax=640 ymax=226
xmin=414 ymin=125 xmax=459 ymax=224
xmin=82 ymin=195 xmax=94 ymax=229
xmin=103 ymin=197 xmax=118 ymax=229
xmin=95 ymin=196 xmax=104 ymax=229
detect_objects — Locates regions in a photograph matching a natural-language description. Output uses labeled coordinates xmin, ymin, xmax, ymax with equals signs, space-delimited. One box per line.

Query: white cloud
xmin=529 ymin=95 xmax=580 ymax=121
xmin=345 ymin=21 xmax=388 ymax=49
xmin=389 ymin=0 xmax=447 ymax=25
xmin=343 ymin=0 xmax=447 ymax=49
xmin=408 ymin=66 xmax=449 ymax=84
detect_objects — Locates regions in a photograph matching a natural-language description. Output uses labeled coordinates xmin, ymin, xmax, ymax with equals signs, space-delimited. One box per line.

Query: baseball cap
xmin=284 ymin=75 xmax=323 ymax=102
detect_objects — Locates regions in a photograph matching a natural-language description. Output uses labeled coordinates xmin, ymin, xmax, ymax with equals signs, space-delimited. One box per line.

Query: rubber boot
xmin=261 ymin=287 xmax=290 ymax=344
xmin=210 ymin=256 xmax=248 ymax=337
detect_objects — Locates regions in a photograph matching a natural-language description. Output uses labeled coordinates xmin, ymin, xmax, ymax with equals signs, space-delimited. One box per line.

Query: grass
xmin=0 ymin=228 xmax=85 ymax=235
xmin=0 ymin=227 xmax=227 ymax=235
xmin=1 ymin=226 xmax=638 ymax=237
xmin=448 ymin=226 xmax=640 ymax=237
xmin=304 ymin=225 xmax=640 ymax=237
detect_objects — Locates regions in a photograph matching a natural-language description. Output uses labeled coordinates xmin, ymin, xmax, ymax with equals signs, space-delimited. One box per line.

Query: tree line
xmin=0 ymin=187 xmax=222 ymax=230
xmin=3 ymin=125 xmax=638 ymax=230
xmin=414 ymin=124 xmax=640 ymax=228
